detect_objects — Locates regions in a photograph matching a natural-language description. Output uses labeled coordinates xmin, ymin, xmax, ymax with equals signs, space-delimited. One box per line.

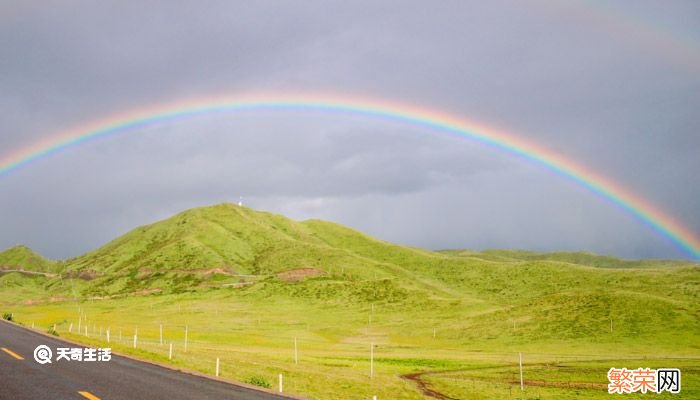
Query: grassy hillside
xmin=53 ymin=203 xmax=485 ymax=298
xmin=1 ymin=203 xmax=698 ymax=399
xmin=0 ymin=245 xmax=56 ymax=273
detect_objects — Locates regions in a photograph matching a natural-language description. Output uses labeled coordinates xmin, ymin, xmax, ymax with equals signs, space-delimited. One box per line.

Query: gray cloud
xmin=0 ymin=0 xmax=698 ymax=260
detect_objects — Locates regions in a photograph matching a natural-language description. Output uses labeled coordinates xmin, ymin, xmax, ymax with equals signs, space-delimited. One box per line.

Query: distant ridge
xmin=439 ymin=249 xmax=696 ymax=268
xmin=0 ymin=245 xmax=55 ymax=273
xmin=2 ymin=203 xmax=697 ymax=298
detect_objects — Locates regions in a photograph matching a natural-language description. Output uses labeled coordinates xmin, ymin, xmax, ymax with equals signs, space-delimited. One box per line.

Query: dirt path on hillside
xmin=401 ymin=370 xmax=461 ymax=400
xmin=399 ymin=359 xmax=642 ymax=399
xmin=0 ymin=269 xmax=56 ymax=277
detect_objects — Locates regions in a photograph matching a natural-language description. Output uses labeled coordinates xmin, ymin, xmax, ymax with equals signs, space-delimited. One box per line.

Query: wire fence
xmin=18 ymin=315 xmax=700 ymax=400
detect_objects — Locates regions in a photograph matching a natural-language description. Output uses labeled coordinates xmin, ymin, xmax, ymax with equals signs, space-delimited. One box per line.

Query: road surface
xmin=0 ymin=320 xmax=290 ymax=399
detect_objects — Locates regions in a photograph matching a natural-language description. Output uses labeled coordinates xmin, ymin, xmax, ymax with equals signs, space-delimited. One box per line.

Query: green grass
xmin=1 ymin=203 xmax=698 ymax=399
xmin=0 ymin=245 xmax=56 ymax=272
xmin=423 ymin=358 xmax=699 ymax=399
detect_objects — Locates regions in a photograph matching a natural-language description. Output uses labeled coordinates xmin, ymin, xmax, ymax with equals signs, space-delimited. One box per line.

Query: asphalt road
xmin=0 ymin=320 xmax=290 ymax=400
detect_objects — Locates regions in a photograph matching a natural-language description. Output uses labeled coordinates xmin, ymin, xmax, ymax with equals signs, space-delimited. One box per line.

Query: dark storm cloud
xmin=0 ymin=0 xmax=698 ymax=260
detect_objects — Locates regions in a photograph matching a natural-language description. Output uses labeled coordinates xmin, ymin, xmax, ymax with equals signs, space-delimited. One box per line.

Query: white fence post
xmin=69 ymin=323 xmax=73 ymax=333
xmin=216 ymin=357 xmax=220 ymax=377
xmin=279 ymin=374 xmax=283 ymax=393
xmin=107 ymin=328 xmax=110 ymax=343
xmin=294 ymin=337 xmax=298 ymax=365
xmin=519 ymin=352 xmax=524 ymax=391
xmin=134 ymin=326 xmax=138 ymax=348
xmin=160 ymin=324 xmax=163 ymax=345
xmin=184 ymin=325 xmax=188 ymax=352
xmin=169 ymin=342 xmax=173 ymax=360
xmin=85 ymin=326 xmax=88 ymax=337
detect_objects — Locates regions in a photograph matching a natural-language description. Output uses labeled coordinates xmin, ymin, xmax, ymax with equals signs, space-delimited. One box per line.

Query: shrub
xmin=2 ymin=312 xmax=12 ymax=321
xmin=245 ymin=375 xmax=271 ymax=388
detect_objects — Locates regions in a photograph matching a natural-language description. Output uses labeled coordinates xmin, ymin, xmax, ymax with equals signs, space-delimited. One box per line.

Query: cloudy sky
xmin=1 ymin=1 xmax=698 ymax=260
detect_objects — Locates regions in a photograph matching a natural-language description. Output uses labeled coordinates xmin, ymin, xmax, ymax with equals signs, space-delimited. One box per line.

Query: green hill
xmin=5 ymin=203 xmax=699 ymax=327
xmin=9 ymin=204 xmax=698 ymax=318
xmin=2 ymin=203 xmax=699 ymax=399
xmin=61 ymin=203 xmax=440 ymax=295
xmin=14 ymin=203 xmax=699 ymax=346
xmin=0 ymin=245 xmax=55 ymax=273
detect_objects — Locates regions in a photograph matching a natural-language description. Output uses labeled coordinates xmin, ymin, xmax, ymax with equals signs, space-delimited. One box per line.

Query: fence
xmin=19 ymin=314 xmax=698 ymax=400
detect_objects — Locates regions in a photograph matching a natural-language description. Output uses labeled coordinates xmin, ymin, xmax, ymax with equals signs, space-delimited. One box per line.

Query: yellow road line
xmin=1 ymin=347 xmax=24 ymax=360
xmin=78 ymin=391 xmax=101 ymax=400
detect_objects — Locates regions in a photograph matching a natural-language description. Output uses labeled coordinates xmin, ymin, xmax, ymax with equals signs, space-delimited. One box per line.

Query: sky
xmin=0 ymin=1 xmax=698 ymax=260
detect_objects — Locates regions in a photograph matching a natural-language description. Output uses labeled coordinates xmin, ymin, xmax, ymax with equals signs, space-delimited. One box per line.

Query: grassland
xmin=1 ymin=203 xmax=698 ymax=399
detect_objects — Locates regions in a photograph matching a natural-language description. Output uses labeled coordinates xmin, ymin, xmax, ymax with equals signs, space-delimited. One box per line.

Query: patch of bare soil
xmin=0 ymin=268 xmax=56 ymax=277
xmin=402 ymin=365 xmax=609 ymax=399
xmin=276 ymin=267 xmax=326 ymax=282
xmin=197 ymin=281 xmax=255 ymax=288
xmin=401 ymin=372 xmax=460 ymax=400
xmin=64 ymin=269 xmax=98 ymax=280
xmin=192 ymin=267 xmax=234 ymax=275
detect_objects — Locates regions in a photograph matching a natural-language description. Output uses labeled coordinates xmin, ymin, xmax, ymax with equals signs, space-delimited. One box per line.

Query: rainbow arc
xmin=0 ymin=93 xmax=698 ymax=259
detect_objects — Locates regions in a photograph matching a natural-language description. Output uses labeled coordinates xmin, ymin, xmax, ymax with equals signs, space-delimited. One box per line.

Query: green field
xmin=1 ymin=203 xmax=698 ymax=399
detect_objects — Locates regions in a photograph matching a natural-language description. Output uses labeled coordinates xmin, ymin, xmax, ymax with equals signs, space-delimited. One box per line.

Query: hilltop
xmin=56 ymin=203 xmax=441 ymax=295
xmin=0 ymin=245 xmax=56 ymax=273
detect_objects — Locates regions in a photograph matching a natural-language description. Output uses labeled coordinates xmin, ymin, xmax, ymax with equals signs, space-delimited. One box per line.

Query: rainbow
xmin=1 ymin=93 xmax=698 ymax=259
xmin=562 ymin=0 xmax=700 ymax=73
